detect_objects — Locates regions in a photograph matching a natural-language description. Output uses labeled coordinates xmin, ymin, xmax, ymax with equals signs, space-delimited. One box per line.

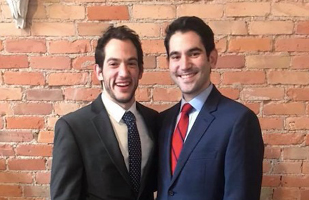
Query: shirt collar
xmin=180 ymin=83 xmax=213 ymax=112
xmin=101 ymin=93 xmax=137 ymax=123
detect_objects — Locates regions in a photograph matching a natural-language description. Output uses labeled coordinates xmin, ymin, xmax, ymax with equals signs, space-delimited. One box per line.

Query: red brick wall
xmin=0 ymin=0 xmax=309 ymax=199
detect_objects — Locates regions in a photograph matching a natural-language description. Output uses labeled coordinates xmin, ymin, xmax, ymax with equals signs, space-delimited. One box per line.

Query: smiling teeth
xmin=181 ymin=74 xmax=194 ymax=78
xmin=116 ymin=82 xmax=129 ymax=86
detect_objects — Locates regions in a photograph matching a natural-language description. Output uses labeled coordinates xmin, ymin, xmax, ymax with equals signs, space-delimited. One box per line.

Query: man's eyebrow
xmin=188 ymin=47 xmax=203 ymax=53
xmin=106 ymin=58 xmax=119 ymax=62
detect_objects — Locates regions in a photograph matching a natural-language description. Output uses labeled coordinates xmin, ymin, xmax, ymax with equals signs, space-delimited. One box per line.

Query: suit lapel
xmin=91 ymin=95 xmax=132 ymax=188
xmin=164 ymin=103 xmax=181 ymax=179
xmin=171 ymin=87 xmax=221 ymax=185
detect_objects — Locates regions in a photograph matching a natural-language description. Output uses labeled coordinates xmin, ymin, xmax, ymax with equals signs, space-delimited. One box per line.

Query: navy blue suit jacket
xmin=157 ymin=86 xmax=264 ymax=200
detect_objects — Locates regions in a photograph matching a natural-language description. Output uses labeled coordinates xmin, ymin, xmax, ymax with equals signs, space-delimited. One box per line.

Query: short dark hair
xmin=164 ymin=16 xmax=215 ymax=58
xmin=95 ymin=25 xmax=143 ymax=71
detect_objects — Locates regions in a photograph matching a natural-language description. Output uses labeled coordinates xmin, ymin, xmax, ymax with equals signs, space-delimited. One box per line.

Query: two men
xmin=51 ymin=26 xmax=158 ymax=200
xmin=51 ymin=16 xmax=264 ymax=200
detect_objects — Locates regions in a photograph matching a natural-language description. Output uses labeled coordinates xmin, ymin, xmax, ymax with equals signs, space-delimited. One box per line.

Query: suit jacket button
xmin=168 ymin=190 xmax=174 ymax=196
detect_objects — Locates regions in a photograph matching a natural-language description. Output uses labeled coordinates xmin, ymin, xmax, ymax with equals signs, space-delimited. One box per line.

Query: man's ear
xmin=95 ymin=64 xmax=103 ymax=81
xmin=209 ymin=49 xmax=218 ymax=69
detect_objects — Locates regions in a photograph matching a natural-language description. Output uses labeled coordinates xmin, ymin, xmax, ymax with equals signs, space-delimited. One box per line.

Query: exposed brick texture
xmin=0 ymin=0 xmax=308 ymax=199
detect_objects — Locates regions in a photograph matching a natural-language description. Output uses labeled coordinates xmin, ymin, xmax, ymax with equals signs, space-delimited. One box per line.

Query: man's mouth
xmin=115 ymin=81 xmax=131 ymax=87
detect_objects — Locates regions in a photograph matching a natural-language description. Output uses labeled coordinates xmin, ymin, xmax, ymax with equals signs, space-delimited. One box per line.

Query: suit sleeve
xmin=50 ymin=118 xmax=84 ymax=200
xmin=223 ymin=110 xmax=264 ymax=200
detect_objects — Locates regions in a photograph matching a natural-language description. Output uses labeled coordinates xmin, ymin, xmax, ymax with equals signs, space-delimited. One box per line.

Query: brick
xmin=262 ymin=175 xmax=281 ymax=187
xmin=48 ymin=73 xmax=88 ymax=86
xmin=5 ymin=39 xmax=46 ymax=53
xmin=38 ymin=131 xmax=54 ymax=143
xmin=273 ymin=188 xmax=301 ymax=200
xmin=0 ymin=144 xmax=14 ymax=156
xmin=157 ymin=56 xmax=167 ymax=69
xmin=146 ymin=103 xmax=174 ymax=112
xmin=303 ymin=162 xmax=309 ymax=173
xmin=229 ymin=38 xmax=272 ymax=52
xmin=54 ymin=102 xmax=79 ymax=116
xmin=0 ymin=88 xmax=22 ymax=100
xmin=217 ymin=88 xmax=240 ymax=100
xmin=0 ymin=131 xmax=33 ymax=142
xmin=47 ymin=117 xmax=59 ymax=130
xmin=77 ymin=23 xmax=110 ymax=36
xmin=264 ymin=102 xmax=305 ymax=115
xmin=286 ymin=117 xmax=309 ymax=130
xmin=48 ymin=5 xmax=85 ymax=19
xmin=0 ymin=159 xmax=5 ymax=170
xmin=0 ymin=119 xmax=3 ymax=129
xmin=24 ymin=186 xmax=49 ymax=197
xmin=268 ymin=71 xmax=309 ymax=85
xmin=263 ymin=161 xmax=271 ymax=173
xmin=31 ymin=23 xmax=75 ymax=36
xmin=287 ymin=88 xmax=309 ymax=101
xmin=301 ymin=190 xmax=309 ymax=200
xmin=259 ymin=117 xmax=284 ymax=130
xmin=210 ymin=72 xmax=220 ymax=85
xmin=28 ymin=4 xmax=47 ymax=19
xmin=16 ymin=145 xmax=52 ymax=156
xmin=222 ymin=71 xmax=265 ymax=85
xmin=119 ymin=23 xmax=161 ymax=38
xmin=8 ymin=159 xmax=46 ymax=170
xmin=263 ymin=133 xmax=304 ymax=145
xmin=0 ymin=5 xmax=10 ymax=19
xmin=249 ymin=21 xmax=293 ymax=35
xmin=0 ymin=172 xmax=32 ymax=183
xmin=264 ymin=146 xmax=281 ymax=159
xmin=46 ymin=159 xmax=52 ymax=170
xmin=49 ymin=40 xmax=91 ymax=54
xmin=132 ymin=5 xmax=175 ymax=19
xmin=216 ymin=55 xmax=245 ymax=69
xmin=226 ymin=3 xmax=270 ymax=17
xmin=177 ymin=4 xmax=223 ymax=19
xmin=272 ymin=3 xmax=309 ymax=17
xmin=273 ymin=162 xmax=302 ymax=174
xmin=276 ymin=38 xmax=309 ymax=52
xmin=0 ymin=185 xmax=22 ymax=197
xmin=209 ymin=21 xmax=247 ymax=35
xmin=142 ymin=40 xmax=165 ymax=54
xmin=241 ymin=87 xmax=284 ymax=101
xmin=0 ymin=55 xmax=28 ymax=69
xmin=296 ymin=21 xmax=309 ymax=34
xmin=30 ymin=56 xmax=71 ymax=70
xmin=35 ymin=172 xmax=50 ymax=184
xmin=0 ymin=23 xmax=29 ymax=36
xmin=140 ymin=72 xmax=174 ymax=85
xmin=64 ymin=88 xmax=101 ymax=101
xmin=135 ymin=88 xmax=151 ymax=102
xmin=244 ymin=103 xmax=260 ymax=115
xmin=283 ymin=147 xmax=309 ymax=160
xmin=91 ymin=72 xmax=100 ymax=85
xmin=63 ymin=0 xmax=105 ymax=2
xmin=26 ymin=89 xmax=63 ymax=101
xmin=6 ymin=117 xmax=45 ymax=129
xmin=216 ymin=38 xmax=227 ymax=53
xmin=0 ymin=41 xmax=3 ymax=51
xmin=153 ymin=87 xmax=181 ymax=102
xmin=88 ymin=6 xmax=129 ymax=20
xmin=292 ymin=56 xmax=309 ymax=69
xmin=282 ymin=176 xmax=309 ymax=187
xmin=144 ymin=56 xmax=156 ymax=69
xmin=0 ymin=107 xmax=12 ymax=120
xmin=246 ymin=55 xmax=290 ymax=69
xmin=72 ymin=56 xmax=95 ymax=70
xmin=260 ymin=187 xmax=273 ymax=200
xmin=3 ymin=72 xmax=45 ymax=85
xmin=13 ymin=103 xmax=52 ymax=115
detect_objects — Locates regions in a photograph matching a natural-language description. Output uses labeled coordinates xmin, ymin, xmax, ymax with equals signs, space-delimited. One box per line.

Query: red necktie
xmin=171 ymin=103 xmax=192 ymax=175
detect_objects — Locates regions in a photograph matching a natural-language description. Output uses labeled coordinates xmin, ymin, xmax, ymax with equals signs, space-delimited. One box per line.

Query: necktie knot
xmin=122 ymin=111 xmax=136 ymax=125
xmin=181 ymin=103 xmax=192 ymax=115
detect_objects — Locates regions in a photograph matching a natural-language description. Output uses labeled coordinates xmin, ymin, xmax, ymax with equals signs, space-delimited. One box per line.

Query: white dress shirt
xmin=101 ymin=93 xmax=152 ymax=176
xmin=175 ymin=84 xmax=213 ymax=141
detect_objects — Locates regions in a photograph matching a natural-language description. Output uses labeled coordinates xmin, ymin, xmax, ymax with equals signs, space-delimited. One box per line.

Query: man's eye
xmin=109 ymin=62 xmax=118 ymax=66
xmin=171 ymin=55 xmax=180 ymax=60
xmin=191 ymin=52 xmax=200 ymax=57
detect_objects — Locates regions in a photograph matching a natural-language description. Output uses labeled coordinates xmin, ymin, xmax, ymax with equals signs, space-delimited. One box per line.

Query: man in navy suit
xmin=157 ymin=16 xmax=264 ymax=200
xmin=50 ymin=26 xmax=158 ymax=200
